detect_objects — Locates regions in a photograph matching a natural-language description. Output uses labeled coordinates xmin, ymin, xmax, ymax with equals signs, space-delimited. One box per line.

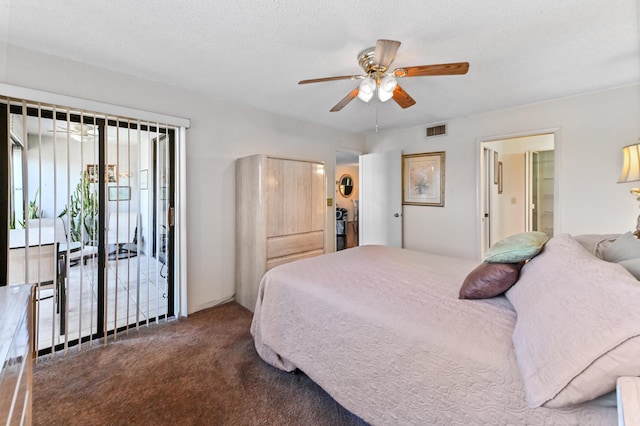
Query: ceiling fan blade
xmin=373 ymin=39 xmax=401 ymax=69
xmin=393 ymin=62 xmax=469 ymax=78
xmin=392 ymin=85 xmax=416 ymax=109
xmin=298 ymin=75 xmax=363 ymax=84
xmin=330 ymin=88 xmax=359 ymax=112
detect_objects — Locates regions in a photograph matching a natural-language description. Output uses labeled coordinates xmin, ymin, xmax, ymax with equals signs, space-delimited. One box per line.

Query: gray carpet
xmin=33 ymin=302 xmax=368 ymax=425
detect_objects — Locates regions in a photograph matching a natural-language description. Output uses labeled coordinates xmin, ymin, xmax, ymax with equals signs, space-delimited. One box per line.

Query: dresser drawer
xmin=267 ymin=231 xmax=324 ymax=259
xmin=266 ymin=249 xmax=324 ymax=271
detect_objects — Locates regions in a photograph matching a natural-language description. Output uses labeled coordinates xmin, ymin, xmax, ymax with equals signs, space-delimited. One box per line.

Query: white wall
xmin=498 ymin=152 xmax=525 ymax=240
xmin=367 ymin=84 xmax=640 ymax=260
xmin=1 ymin=43 xmax=366 ymax=313
xmin=24 ymin=133 xmax=94 ymax=220
xmin=23 ymin=133 xmax=142 ymax=219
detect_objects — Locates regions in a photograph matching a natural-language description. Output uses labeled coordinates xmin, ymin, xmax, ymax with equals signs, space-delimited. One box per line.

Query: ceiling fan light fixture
xmin=357 ymin=77 xmax=376 ymax=102
xmin=298 ymin=39 xmax=469 ymax=112
xmin=378 ymin=75 xmax=397 ymax=102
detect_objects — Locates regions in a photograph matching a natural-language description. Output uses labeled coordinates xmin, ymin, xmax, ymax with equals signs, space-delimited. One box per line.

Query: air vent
xmin=426 ymin=124 xmax=447 ymax=138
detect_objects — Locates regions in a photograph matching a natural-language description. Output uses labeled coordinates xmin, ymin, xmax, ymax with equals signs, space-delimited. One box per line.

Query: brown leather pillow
xmin=459 ymin=262 xmax=523 ymax=299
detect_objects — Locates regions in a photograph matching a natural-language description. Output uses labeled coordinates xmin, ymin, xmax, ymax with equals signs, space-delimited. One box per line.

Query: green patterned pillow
xmin=483 ymin=231 xmax=550 ymax=263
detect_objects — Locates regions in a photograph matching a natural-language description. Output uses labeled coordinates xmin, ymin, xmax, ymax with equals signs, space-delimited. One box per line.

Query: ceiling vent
xmin=426 ymin=123 xmax=447 ymax=138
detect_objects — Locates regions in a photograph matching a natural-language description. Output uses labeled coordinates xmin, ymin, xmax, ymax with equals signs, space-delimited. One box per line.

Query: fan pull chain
xmin=375 ymin=104 xmax=379 ymax=133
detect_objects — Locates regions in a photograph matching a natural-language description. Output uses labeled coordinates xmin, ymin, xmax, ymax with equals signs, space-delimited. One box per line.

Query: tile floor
xmin=34 ymin=253 xmax=169 ymax=352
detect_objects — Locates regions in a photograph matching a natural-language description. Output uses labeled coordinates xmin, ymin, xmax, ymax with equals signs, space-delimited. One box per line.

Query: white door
xmin=359 ymin=150 xmax=403 ymax=247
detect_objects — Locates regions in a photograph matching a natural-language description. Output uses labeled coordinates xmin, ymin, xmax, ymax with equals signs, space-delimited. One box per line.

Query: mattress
xmin=251 ymin=245 xmax=616 ymax=425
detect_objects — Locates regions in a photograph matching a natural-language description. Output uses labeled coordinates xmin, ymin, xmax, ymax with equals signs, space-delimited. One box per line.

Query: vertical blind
xmin=2 ymin=96 xmax=179 ymax=357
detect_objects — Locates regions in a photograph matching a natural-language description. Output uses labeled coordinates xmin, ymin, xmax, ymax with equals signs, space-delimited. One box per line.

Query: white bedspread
xmin=251 ymin=245 xmax=616 ymax=425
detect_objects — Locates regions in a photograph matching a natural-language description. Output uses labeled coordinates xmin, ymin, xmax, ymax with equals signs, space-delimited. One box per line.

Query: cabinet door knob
xmin=394 ymin=213 xmax=400 ymax=217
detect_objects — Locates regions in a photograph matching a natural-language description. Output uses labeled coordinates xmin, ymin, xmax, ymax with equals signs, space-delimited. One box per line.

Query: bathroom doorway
xmin=480 ymin=133 xmax=556 ymax=256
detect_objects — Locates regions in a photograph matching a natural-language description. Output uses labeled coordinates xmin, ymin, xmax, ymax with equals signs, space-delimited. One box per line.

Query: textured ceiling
xmin=1 ymin=0 xmax=639 ymax=134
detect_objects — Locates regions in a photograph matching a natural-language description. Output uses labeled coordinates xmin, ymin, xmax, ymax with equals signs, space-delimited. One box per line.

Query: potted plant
xmin=59 ymin=172 xmax=99 ymax=243
xmin=16 ymin=188 xmax=42 ymax=228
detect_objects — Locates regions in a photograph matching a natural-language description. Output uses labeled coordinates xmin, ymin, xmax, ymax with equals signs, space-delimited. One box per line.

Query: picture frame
xmin=108 ymin=186 xmax=131 ymax=201
xmin=494 ymin=151 xmax=499 ymax=184
xmin=140 ymin=169 xmax=148 ymax=190
xmin=106 ymin=165 xmax=117 ymax=183
xmin=498 ymin=161 xmax=504 ymax=194
xmin=402 ymin=151 xmax=445 ymax=207
xmin=86 ymin=164 xmax=117 ymax=183
xmin=86 ymin=164 xmax=99 ymax=183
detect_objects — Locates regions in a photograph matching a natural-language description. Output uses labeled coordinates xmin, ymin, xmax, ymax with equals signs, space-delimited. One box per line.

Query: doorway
xmin=2 ymin=98 xmax=178 ymax=355
xmin=480 ymin=133 xmax=556 ymax=255
xmin=335 ymin=151 xmax=360 ymax=251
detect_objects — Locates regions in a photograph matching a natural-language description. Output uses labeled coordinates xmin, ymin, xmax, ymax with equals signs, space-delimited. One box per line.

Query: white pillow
xmin=618 ymin=258 xmax=640 ymax=279
xmin=572 ymin=233 xmax=619 ymax=258
xmin=505 ymin=233 xmax=640 ymax=408
xmin=603 ymin=231 xmax=640 ymax=262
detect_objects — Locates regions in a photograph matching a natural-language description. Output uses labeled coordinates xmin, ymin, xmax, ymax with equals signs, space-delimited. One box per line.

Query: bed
xmin=251 ymin=233 xmax=640 ymax=425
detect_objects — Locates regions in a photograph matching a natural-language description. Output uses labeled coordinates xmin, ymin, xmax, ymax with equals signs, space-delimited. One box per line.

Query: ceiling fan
xmin=298 ymin=39 xmax=469 ymax=112
xmin=48 ymin=123 xmax=96 ymax=141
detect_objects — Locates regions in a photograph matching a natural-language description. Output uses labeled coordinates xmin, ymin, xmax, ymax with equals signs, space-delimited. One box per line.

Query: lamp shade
xmin=357 ymin=77 xmax=375 ymax=102
xmin=618 ymin=143 xmax=640 ymax=183
xmin=377 ymin=75 xmax=397 ymax=102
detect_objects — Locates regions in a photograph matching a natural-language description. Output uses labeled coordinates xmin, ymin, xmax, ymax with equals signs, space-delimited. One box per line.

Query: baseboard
xmin=188 ymin=295 xmax=235 ymax=315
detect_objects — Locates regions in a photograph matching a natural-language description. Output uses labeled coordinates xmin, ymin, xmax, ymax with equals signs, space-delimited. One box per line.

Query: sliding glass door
xmin=1 ymin=98 xmax=176 ymax=355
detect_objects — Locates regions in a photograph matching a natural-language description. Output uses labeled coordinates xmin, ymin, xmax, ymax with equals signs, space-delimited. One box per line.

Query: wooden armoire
xmin=235 ymin=155 xmax=326 ymax=311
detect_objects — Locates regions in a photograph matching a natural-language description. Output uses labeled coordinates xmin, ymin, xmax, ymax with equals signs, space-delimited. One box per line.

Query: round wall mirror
xmin=338 ymin=174 xmax=354 ymax=198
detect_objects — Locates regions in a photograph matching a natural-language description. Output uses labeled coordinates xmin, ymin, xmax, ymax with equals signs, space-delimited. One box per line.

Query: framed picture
xmin=108 ymin=186 xmax=131 ymax=201
xmin=494 ymin=151 xmax=499 ymax=184
xmin=86 ymin=164 xmax=99 ymax=183
xmin=86 ymin=164 xmax=117 ymax=183
xmin=498 ymin=162 xmax=504 ymax=194
xmin=106 ymin=165 xmax=117 ymax=183
xmin=140 ymin=169 xmax=148 ymax=190
xmin=402 ymin=151 xmax=445 ymax=207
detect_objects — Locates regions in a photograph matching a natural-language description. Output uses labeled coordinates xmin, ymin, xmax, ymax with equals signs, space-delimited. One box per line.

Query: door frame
xmin=151 ymin=130 xmax=176 ymax=318
xmin=334 ymin=149 xmax=361 ymax=252
xmin=525 ymin=150 xmax=538 ymax=232
xmin=0 ymin=103 xmax=9 ymax=286
xmin=482 ymin=146 xmax=492 ymax=253
xmin=476 ymin=127 xmax=562 ymax=259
